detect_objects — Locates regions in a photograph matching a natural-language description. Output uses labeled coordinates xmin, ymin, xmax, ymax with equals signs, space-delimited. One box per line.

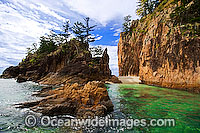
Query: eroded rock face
xmin=2 ymin=39 xmax=118 ymax=117
xmin=118 ymin=1 xmax=200 ymax=93
xmin=1 ymin=41 xmax=118 ymax=85
xmin=17 ymin=81 xmax=114 ymax=117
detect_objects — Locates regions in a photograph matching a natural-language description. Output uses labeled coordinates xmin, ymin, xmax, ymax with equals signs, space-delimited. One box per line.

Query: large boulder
xmin=17 ymin=81 xmax=114 ymax=117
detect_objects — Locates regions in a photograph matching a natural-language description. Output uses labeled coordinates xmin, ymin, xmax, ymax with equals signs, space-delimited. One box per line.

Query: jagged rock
xmin=1 ymin=40 xmax=119 ymax=117
xmin=41 ymin=86 xmax=53 ymax=92
xmin=1 ymin=40 xmax=119 ymax=85
xmin=16 ymin=75 xmax=27 ymax=83
xmin=100 ymin=48 xmax=111 ymax=76
xmin=17 ymin=81 xmax=114 ymax=117
xmin=32 ymin=86 xmax=53 ymax=97
xmin=118 ymin=0 xmax=200 ymax=93
xmin=107 ymin=75 xmax=122 ymax=83
xmin=1 ymin=66 xmax=20 ymax=78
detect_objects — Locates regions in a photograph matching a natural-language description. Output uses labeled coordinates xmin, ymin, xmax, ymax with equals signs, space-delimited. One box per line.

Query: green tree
xmin=26 ymin=43 xmax=38 ymax=55
xmin=71 ymin=21 xmax=86 ymax=43
xmin=84 ymin=17 xmax=96 ymax=44
xmin=136 ymin=0 xmax=148 ymax=17
xmin=122 ymin=15 xmax=132 ymax=34
xmin=71 ymin=17 xmax=96 ymax=45
xmin=136 ymin=0 xmax=160 ymax=17
xmin=38 ymin=34 xmax=57 ymax=54
xmin=62 ymin=20 xmax=71 ymax=39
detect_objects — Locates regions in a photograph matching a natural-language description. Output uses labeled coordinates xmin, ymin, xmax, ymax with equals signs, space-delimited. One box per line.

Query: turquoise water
xmin=0 ymin=79 xmax=200 ymax=132
xmin=106 ymin=84 xmax=200 ymax=132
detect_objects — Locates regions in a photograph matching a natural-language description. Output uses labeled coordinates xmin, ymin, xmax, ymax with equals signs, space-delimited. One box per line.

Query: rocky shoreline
xmin=1 ymin=40 xmax=121 ymax=117
xmin=16 ymin=81 xmax=114 ymax=117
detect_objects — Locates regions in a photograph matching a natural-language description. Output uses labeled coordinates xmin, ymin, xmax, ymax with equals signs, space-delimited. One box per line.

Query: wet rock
xmin=16 ymin=75 xmax=27 ymax=83
xmin=41 ymin=86 xmax=53 ymax=92
xmin=107 ymin=75 xmax=122 ymax=83
xmin=32 ymin=86 xmax=53 ymax=97
xmin=18 ymin=81 xmax=114 ymax=117
xmin=1 ymin=66 xmax=20 ymax=78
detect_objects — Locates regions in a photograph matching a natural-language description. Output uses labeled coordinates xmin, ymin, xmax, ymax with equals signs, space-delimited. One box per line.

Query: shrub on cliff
xmin=170 ymin=0 xmax=200 ymax=24
xmin=122 ymin=15 xmax=132 ymax=35
xmin=38 ymin=35 xmax=57 ymax=54
xmin=136 ymin=0 xmax=160 ymax=17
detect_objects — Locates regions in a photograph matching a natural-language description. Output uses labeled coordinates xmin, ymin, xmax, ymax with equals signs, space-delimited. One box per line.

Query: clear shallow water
xmin=0 ymin=79 xmax=54 ymax=132
xmin=106 ymin=84 xmax=200 ymax=132
xmin=0 ymin=79 xmax=199 ymax=132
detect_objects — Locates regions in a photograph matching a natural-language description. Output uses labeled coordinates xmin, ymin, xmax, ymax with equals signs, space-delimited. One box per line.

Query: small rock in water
xmin=16 ymin=76 xmax=26 ymax=83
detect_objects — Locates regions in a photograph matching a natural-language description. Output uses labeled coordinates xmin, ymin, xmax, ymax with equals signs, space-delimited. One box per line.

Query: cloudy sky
xmin=0 ymin=0 xmax=138 ymax=76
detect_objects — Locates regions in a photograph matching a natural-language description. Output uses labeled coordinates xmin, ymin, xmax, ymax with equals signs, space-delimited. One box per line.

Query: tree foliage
xmin=136 ymin=0 xmax=160 ymax=17
xmin=26 ymin=17 xmax=98 ymax=56
xmin=122 ymin=15 xmax=132 ymax=34
xmin=89 ymin=46 xmax=104 ymax=57
xmin=62 ymin=20 xmax=70 ymax=39
xmin=71 ymin=21 xmax=86 ymax=43
xmin=71 ymin=17 xmax=96 ymax=44
xmin=38 ymin=33 xmax=57 ymax=54
xmin=27 ymin=43 xmax=38 ymax=55
xmin=84 ymin=17 xmax=96 ymax=43
xmin=171 ymin=0 xmax=200 ymax=24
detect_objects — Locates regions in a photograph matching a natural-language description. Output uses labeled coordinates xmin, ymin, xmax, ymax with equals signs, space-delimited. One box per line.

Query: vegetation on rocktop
xmin=25 ymin=17 xmax=103 ymax=65
xmin=136 ymin=0 xmax=160 ymax=17
xmin=170 ymin=0 xmax=200 ymax=35
xmin=122 ymin=0 xmax=199 ymax=36
xmin=122 ymin=15 xmax=132 ymax=35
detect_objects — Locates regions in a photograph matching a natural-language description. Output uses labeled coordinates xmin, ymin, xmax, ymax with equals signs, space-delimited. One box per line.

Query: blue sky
xmin=0 ymin=0 xmax=138 ymax=76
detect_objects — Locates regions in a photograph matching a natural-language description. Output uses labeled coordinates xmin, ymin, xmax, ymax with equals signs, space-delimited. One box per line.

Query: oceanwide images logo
xmin=24 ymin=113 xmax=176 ymax=130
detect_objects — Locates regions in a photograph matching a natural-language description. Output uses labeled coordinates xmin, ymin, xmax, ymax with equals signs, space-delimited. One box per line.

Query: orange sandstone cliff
xmin=118 ymin=0 xmax=200 ymax=93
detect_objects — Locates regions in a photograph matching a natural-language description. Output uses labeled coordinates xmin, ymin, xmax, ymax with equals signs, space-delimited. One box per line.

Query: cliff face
xmin=2 ymin=40 xmax=114 ymax=85
xmin=118 ymin=0 xmax=200 ymax=93
xmin=118 ymin=20 xmax=143 ymax=76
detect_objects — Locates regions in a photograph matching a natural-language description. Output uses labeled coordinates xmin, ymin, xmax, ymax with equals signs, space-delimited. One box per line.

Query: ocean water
xmin=0 ymin=79 xmax=59 ymax=132
xmin=0 ymin=79 xmax=200 ymax=132
xmin=106 ymin=84 xmax=200 ymax=132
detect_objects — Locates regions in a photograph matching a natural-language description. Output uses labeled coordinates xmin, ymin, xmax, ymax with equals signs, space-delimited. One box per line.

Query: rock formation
xmin=118 ymin=0 xmax=200 ymax=93
xmin=1 ymin=40 xmax=119 ymax=117
xmin=17 ymin=81 xmax=113 ymax=117
xmin=2 ymin=40 xmax=120 ymax=85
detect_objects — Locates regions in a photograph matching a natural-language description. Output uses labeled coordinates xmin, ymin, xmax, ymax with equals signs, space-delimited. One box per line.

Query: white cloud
xmin=65 ymin=0 xmax=138 ymax=26
xmin=115 ymin=39 xmax=120 ymax=43
xmin=0 ymin=0 xmax=68 ymax=74
xmin=113 ymin=24 xmax=119 ymax=27
xmin=95 ymin=35 xmax=103 ymax=41
xmin=29 ymin=3 xmax=66 ymax=22
xmin=0 ymin=0 xmax=138 ymax=75
xmin=113 ymin=28 xmax=122 ymax=36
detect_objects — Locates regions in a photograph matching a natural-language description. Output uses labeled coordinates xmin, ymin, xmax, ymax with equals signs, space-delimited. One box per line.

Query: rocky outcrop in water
xmin=2 ymin=40 xmax=119 ymax=85
xmin=118 ymin=0 xmax=200 ymax=93
xmin=2 ymin=40 xmax=119 ymax=117
xmin=17 ymin=81 xmax=114 ymax=117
